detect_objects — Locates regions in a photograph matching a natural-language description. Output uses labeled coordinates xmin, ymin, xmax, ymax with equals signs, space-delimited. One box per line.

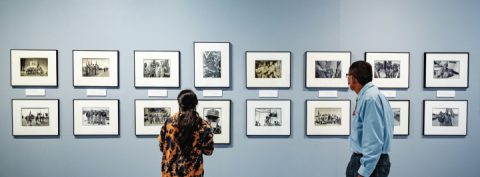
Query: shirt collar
xmin=358 ymin=82 xmax=374 ymax=98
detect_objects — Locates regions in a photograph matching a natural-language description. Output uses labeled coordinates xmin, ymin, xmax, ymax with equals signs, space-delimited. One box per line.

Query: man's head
xmin=348 ymin=61 xmax=373 ymax=94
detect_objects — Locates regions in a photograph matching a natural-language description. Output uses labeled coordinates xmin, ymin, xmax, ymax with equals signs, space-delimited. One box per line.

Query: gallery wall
xmin=1 ymin=0 xmax=479 ymax=177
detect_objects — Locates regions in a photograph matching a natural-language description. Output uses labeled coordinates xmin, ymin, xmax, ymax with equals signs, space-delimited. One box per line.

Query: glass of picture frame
xmin=10 ymin=49 xmax=58 ymax=87
xmin=246 ymin=51 xmax=291 ymax=88
xmin=305 ymin=100 xmax=350 ymax=136
xmin=197 ymin=100 xmax=231 ymax=144
xmin=135 ymin=99 xmax=179 ymax=136
xmin=12 ymin=99 xmax=59 ymax=136
xmin=194 ymin=42 xmax=231 ymax=88
xmin=134 ymin=50 xmax=180 ymax=88
xmin=423 ymin=100 xmax=468 ymax=136
xmin=389 ymin=100 xmax=410 ymax=136
xmin=424 ymin=52 xmax=469 ymax=88
xmin=365 ymin=52 xmax=410 ymax=88
xmin=305 ymin=51 xmax=351 ymax=88
xmin=73 ymin=50 xmax=119 ymax=87
xmin=73 ymin=99 xmax=119 ymax=135
xmin=246 ymin=100 xmax=291 ymax=136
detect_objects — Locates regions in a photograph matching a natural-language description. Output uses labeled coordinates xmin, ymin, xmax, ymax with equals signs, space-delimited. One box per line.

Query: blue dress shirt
xmin=349 ymin=82 xmax=394 ymax=177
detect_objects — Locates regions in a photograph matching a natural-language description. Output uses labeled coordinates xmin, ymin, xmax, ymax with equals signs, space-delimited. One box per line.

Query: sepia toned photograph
xmin=20 ymin=58 xmax=48 ymax=77
xmin=82 ymin=58 xmax=110 ymax=77
xmin=393 ymin=108 xmax=400 ymax=126
xmin=144 ymin=107 xmax=170 ymax=126
xmin=315 ymin=60 xmax=342 ymax=78
xmin=21 ymin=108 xmax=49 ymax=126
xmin=255 ymin=60 xmax=282 ymax=78
xmin=255 ymin=108 xmax=282 ymax=126
xmin=314 ymin=108 xmax=341 ymax=126
xmin=203 ymin=51 xmax=222 ymax=78
xmin=433 ymin=60 xmax=460 ymax=79
xmin=374 ymin=60 xmax=400 ymax=78
xmin=432 ymin=108 xmax=459 ymax=127
xmin=82 ymin=107 xmax=110 ymax=126
xmin=143 ymin=59 xmax=170 ymax=78
xmin=204 ymin=108 xmax=222 ymax=134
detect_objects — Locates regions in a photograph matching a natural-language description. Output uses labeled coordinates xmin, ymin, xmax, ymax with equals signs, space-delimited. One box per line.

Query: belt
xmin=353 ymin=152 xmax=389 ymax=157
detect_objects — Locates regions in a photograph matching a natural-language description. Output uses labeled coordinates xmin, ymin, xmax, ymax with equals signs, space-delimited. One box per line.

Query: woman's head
xmin=178 ymin=89 xmax=198 ymax=111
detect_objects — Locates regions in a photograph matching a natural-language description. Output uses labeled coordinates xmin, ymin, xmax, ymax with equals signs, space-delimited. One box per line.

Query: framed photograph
xmin=423 ymin=100 xmax=468 ymax=136
xmin=424 ymin=52 xmax=469 ymax=88
xmin=197 ymin=100 xmax=231 ymax=144
xmin=194 ymin=42 xmax=230 ymax=88
xmin=306 ymin=100 xmax=350 ymax=136
xmin=389 ymin=100 xmax=410 ymax=136
xmin=246 ymin=51 xmax=291 ymax=88
xmin=134 ymin=50 xmax=180 ymax=88
xmin=135 ymin=99 xmax=179 ymax=136
xmin=365 ymin=52 xmax=410 ymax=88
xmin=305 ymin=51 xmax=351 ymax=88
xmin=246 ymin=100 xmax=291 ymax=136
xmin=73 ymin=99 xmax=119 ymax=135
xmin=10 ymin=49 xmax=58 ymax=86
xmin=12 ymin=99 xmax=59 ymax=136
xmin=73 ymin=50 xmax=119 ymax=87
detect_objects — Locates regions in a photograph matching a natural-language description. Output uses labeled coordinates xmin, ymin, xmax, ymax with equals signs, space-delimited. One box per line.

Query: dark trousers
xmin=346 ymin=153 xmax=391 ymax=177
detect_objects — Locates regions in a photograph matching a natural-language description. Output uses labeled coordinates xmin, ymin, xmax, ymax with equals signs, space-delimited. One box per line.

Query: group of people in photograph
xmin=314 ymin=113 xmax=341 ymax=126
xmin=144 ymin=59 xmax=170 ymax=78
xmin=433 ymin=61 xmax=459 ymax=78
xmin=83 ymin=60 xmax=108 ymax=77
xmin=21 ymin=59 xmax=48 ymax=76
xmin=22 ymin=111 xmax=49 ymax=126
xmin=144 ymin=108 xmax=170 ymax=126
xmin=432 ymin=108 xmax=456 ymax=126
xmin=255 ymin=61 xmax=281 ymax=78
xmin=83 ymin=109 xmax=109 ymax=126
xmin=374 ymin=60 xmax=400 ymax=78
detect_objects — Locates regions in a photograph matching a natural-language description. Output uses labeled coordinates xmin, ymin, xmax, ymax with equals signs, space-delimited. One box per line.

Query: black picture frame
xmin=245 ymin=51 xmax=292 ymax=88
xmin=134 ymin=99 xmax=178 ymax=136
xmin=364 ymin=52 xmax=410 ymax=89
xmin=194 ymin=42 xmax=231 ymax=88
xmin=12 ymin=99 xmax=60 ymax=136
xmin=198 ymin=99 xmax=232 ymax=145
xmin=424 ymin=52 xmax=469 ymax=88
xmin=305 ymin=99 xmax=351 ymax=136
xmin=72 ymin=50 xmax=120 ymax=88
xmin=134 ymin=50 xmax=181 ymax=88
xmin=423 ymin=100 xmax=468 ymax=136
xmin=245 ymin=99 xmax=291 ymax=136
xmin=10 ymin=49 xmax=58 ymax=87
xmin=304 ymin=51 xmax=351 ymax=88
xmin=389 ymin=100 xmax=410 ymax=136
xmin=73 ymin=99 xmax=120 ymax=136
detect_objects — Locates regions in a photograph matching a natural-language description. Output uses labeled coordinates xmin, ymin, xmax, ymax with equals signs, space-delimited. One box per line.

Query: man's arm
xmin=358 ymin=99 xmax=385 ymax=177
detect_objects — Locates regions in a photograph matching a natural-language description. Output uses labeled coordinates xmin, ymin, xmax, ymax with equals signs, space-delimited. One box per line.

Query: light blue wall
xmin=1 ymin=0 xmax=479 ymax=177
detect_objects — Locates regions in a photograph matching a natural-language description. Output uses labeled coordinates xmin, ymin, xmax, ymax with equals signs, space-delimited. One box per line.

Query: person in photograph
xmin=345 ymin=61 xmax=394 ymax=177
xmin=158 ymin=89 xmax=214 ymax=177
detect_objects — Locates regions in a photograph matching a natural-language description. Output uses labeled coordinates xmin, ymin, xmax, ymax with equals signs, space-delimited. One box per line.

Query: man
xmin=346 ymin=61 xmax=394 ymax=177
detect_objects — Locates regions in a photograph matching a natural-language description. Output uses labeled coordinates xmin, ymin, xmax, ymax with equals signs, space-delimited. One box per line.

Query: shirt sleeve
xmin=201 ymin=124 xmax=214 ymax=156
xmin=158 ymin=123 xmax=167 ymax=152
xmin=358 ymin=98 xmax=385 ymax=177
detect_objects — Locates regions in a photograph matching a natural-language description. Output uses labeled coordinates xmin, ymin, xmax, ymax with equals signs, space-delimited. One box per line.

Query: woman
xmin=158 ymin=89 xmax=214 ymax=177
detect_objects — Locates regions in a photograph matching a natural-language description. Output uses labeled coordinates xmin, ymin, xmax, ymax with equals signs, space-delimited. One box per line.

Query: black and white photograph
xmin=20 ymin=58 xmax=48 ymax=77
xmin=204 ymin=108 xmax=222 ymax=134
xmin=305 ymin=52 xmax=351 ymax=88
xmin=393 ymin=108 xmax=400 ymax=126
xmin=306 ymin=100 xmax=350 ymax=136
xmin=424 ymin=100 xmax=467 ymax=136
xmin=197 ymin=100 xmax=231 ymax=144
xmin=246 ymin=52 xmax=291 ymax=88
xmin=12 ymin=99 xmax=59 ymax=136
xmin=21 ymin=108 xmax=49 ymax=126
xmin=82 ymin=58 xmax=110 ymax=77
xmin=432 ymin=108 xmax=459 ymax=127
xmin=82 ymin=107 xmax=110 ymax=126
xmin=255 ymin=60 xmax=282 ymax=78
xmin=314 ymin=108 xmax=341 ymax=126
xmin=135 ymin=100 xmax=178 ymax=135
xmin=11 ymin=49 xmax=58 ymax=86
xmin=134 ymin=51 xmax=180 ymax=88
xmin=73 ymin=50 xmax=118 ymax=87
xmin=247 ymin=100 xmax=291 ymax=136
xmin=144 ymin=107 xmax=171 ymax=126
xmin=315 ymin=61 xmax=342 ymax=78
xmin=74 ymin=100 xmax=119 ymax=135
xmin=374 ymin=60 xmax=400 ymax=78
xmin=433 ymin=60 xmax=460 ymax=79
xmin=389 ymin=100 xmax=410 ymax=136
xmin=143 ymin=59 xmax=170 ymax=78
xmin=425 ymin=53 xmax=469 ymax=88
xmin=255 ymin=108 xmax=282 ymax=126
xmin=194 ymin=42 xmax=230 ymax=87
xmin=203 ymin=51 xmax=222 ymax=78
xmin=365 ymin=52 xmax=409 ymax=88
